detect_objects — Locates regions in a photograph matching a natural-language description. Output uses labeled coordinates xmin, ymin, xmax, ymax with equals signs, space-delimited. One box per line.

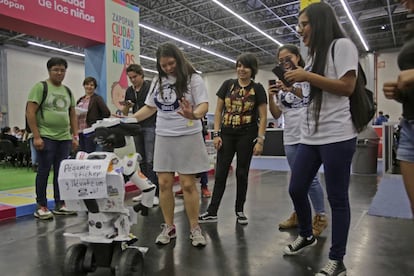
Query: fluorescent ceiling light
xmin=339 ymin=0 xmax=369 ymax=51
xmin=27 ymin=41 xmax=157 ymax=73
xmin=140 ymin=23 xmax=236 ymax=64
xmin=211 ymin=0 xmax=283 ymax=47
xmin=140 ymin=55 xmax=157 ymax=62
xmin=28 ymin=41 xmax=85 ymax=57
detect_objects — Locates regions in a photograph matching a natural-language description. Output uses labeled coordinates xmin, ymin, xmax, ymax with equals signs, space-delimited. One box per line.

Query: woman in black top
xmin=199 ymin=53 xmax=267 ymax=225
xmin=383 ymin=0 xmax=414 ymax=217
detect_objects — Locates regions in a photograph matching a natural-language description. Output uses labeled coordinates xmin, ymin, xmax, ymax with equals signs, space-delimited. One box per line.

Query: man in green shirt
xmin=26 ymin=57 xmax=79 ymax=220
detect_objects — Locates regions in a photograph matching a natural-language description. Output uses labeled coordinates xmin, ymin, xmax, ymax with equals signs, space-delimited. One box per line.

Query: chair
xmin=16 ymin=141 xmax=31 ymax=167
xmin=0 ymin=139 xmax=17 ymax=167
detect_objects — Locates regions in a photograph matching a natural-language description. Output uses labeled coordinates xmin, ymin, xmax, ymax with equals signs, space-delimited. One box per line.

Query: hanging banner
xmin=0 ymin=0 xmax=105 ymax=47
xmin=300 ymin=0 xmax=321 ymax=10
xmin=104 ymin=0 xmax=140 ymax=113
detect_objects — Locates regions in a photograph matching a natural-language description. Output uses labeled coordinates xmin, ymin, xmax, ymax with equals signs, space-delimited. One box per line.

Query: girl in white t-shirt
xmin=281 ymin=3 xmax=358 ymax=276
xmin=268 ymin=44 xmax=328 ymax=237
xmin=131 ymin=42 xmax=209 ymax=247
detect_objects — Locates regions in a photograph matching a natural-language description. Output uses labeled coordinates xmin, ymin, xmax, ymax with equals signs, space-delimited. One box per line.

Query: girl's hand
xmin=177 ymin=97 xmax=194 ymax=119
xmin=253 ymin=142 xmax=263 ymax=156
xmin=285 ymin=67 xmax=308 ymax=83
xmin=213 ymin=136 xmax=222 ymax=150
xmin=383 ymin=81 xmax=400 ymax=100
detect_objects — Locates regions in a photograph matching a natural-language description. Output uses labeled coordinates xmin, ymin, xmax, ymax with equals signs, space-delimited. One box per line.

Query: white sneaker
xmin=155 ymin=224 xmax=176 ymax=245
xmin=190 ymin=225 xmax=206 ymax=247
xmin=34 ymin=206 xmax=53 ymax=220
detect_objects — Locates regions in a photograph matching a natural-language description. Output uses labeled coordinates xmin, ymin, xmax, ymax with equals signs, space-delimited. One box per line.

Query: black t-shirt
xmin=216 ymin=79 xmax=267 ymax=129
xmin=397 ymin=34 xmax=414 ymax=120
xmin=124 ymin=80 xmax=156 ymax=127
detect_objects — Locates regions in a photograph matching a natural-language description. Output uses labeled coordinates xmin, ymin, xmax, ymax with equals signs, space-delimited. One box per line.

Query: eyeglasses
xmin=50 ymin=69 xmax=66 ymax=73
xmin=296 ymin=21 xmax=309 ymax=32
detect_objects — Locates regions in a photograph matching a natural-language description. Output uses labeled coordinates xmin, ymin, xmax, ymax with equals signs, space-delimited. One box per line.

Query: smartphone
xmin=272 ymin=66 xmax=292 ymax=87
xmin=268 ymin=79 xmax=277 ymax=86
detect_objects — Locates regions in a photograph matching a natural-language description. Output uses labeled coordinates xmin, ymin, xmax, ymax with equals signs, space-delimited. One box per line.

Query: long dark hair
xmin=276 ymin=44 xmax=305 ymax=67
xmin=299 ymin=2 xmax=346 ymax=132
xmin=156 ymin=42 xmax=197 ymax=99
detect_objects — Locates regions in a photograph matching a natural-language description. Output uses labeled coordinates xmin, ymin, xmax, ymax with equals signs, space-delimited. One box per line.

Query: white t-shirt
xmin=300 ymin=38 xmax=358 ymax=145
xmin=145 ymin=74 xmax=209 ymax=137
xmin=277 ymin=82 xmax=310 ymax=145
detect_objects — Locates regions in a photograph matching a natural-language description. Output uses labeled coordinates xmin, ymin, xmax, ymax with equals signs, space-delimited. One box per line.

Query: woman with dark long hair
xmin=282 ymin=3 xmax=359 ymax=275
xmin=132 ymin=42 xmax=209 ymax=247
xmin=268 ymin=44 xmax=328 ymax=237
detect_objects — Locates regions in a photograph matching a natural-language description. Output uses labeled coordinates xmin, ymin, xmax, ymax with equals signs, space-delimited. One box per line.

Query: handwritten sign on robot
xmin=58 ymin=159 xmax=110 ymax=200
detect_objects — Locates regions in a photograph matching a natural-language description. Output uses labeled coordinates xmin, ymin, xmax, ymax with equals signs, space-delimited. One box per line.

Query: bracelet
xmin=212 ymin=131 xmax=221 ymax=138
xmin=257 ymin=135 xmax=265 ymax=141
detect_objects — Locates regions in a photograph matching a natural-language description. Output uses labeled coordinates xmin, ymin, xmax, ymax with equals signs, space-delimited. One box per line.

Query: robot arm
xmin=129 ymin=171 xmax=156 ymax=216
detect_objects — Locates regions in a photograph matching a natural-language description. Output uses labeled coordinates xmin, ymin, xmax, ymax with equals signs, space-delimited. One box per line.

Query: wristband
xmin=213 ymin=131 xmax=221 ymax=138
xmin=257 ymin=135 xmax=265 ymax=141
xmin=72 ymin=135 xmax=79 ymax=141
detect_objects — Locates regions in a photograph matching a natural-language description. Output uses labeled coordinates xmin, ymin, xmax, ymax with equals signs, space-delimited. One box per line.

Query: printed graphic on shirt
xmin=154 ymin=82 xmax=180 ymax=112
xmin=223 ymin=85 xmax=256 ymax=127
xmin=47 ymin=93 xmax=71 ymax=112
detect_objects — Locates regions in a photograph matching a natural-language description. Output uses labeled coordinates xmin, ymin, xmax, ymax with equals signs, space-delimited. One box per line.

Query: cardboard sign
xmin=58 ymin=159 xmax=110 ymax=200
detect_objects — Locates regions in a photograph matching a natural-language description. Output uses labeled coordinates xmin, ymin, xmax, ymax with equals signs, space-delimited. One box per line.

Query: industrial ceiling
xmin=0 ymin=0 xmax=411 ymax=77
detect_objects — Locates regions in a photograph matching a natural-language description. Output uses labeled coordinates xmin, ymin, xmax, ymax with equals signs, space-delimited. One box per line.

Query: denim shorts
xmin=397 ymin=119 xmax=414 ymax=162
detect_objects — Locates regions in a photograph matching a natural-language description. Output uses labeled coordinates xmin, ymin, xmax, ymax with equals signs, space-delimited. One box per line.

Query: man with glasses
xmin=121 ymin=64 xmax=159 ymax=205
xmin=26 ymin=57 xmax=78 ymax=220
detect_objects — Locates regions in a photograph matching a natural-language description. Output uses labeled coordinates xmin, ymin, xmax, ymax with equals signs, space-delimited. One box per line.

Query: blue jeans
xmin=35 ymin=138 xmax=72 ymax=207
xmin=29 ymin=138 xmax=38 ymax=165
xmin=397 ymin=119 xmax=414 ymax=162
xmin=134 ymin=127 xmax=158 ymax=194
xmin=284 ymin=144 xmax=325 ymax=214
xmin=289 ymin=138 xmax=356 ymax=261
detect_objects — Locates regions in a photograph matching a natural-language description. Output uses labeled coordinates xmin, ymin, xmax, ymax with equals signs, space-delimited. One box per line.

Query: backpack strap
xmin=38 ymin=81 xmax=48 ymax=118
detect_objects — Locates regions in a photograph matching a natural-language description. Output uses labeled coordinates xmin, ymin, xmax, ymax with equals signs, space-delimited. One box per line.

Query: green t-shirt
xmin=28 ymin=81 xmax=75 ymax=140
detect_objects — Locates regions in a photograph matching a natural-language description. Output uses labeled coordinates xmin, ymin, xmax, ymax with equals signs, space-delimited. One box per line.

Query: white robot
xmin=59 ymin=118 xmax=156 ymax=276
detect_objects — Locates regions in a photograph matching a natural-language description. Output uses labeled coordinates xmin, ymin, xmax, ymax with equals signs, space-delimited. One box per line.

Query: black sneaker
xmin=316 ymin=259 xmax=347 ymax=276
xmin=198 ymin=212 xmax=217 ymax=223
xmin=283 ymin=235 xmax=317 ymax=255
xmin=236 ymin=212 xmax=248 ymax=225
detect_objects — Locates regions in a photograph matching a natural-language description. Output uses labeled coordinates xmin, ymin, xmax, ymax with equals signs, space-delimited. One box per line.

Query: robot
xmin=59 ymin=118 xmax=156 ymax=276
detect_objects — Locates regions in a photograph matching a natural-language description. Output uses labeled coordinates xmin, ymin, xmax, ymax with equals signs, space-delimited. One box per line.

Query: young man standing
xmin=26 ymin=57 xmax=78 ymax=220
xmin=122 ymin=64 xmax=159 ymax=204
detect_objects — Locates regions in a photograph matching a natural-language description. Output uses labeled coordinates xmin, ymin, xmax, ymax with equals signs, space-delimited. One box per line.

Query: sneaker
xmin=190 ymin=225 xmax=207 ymax=247
xmin=201 ymin=187 xmax=212 ymax=198
xmin=236 ymin=212 xmax=248 ymax=225
xmin=283 ymin=235 xmax=317 ymax=255
xmin=312 ymin=214 xmax=328 ymax=237
xmin=175 ymin=189 xmax=184 ymax=197
xmin=34 ymin=206 xmax=53 ymax=220
xmin=198 ymin=212 xmax=218 ymax=223
xmin=316 ymin=259 xmax=347 ymax=276
xmin=52 ymin=204 xmax=77 ymax=215
xmin=155 ymin=223 xmax=176 ymax=245
xmin=279 ymin=212 xmax=298 ymax=229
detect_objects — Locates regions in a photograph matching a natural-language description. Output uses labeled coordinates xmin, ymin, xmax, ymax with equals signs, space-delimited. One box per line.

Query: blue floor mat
xmin=368 ymin=175 xmax=412 ymax=219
